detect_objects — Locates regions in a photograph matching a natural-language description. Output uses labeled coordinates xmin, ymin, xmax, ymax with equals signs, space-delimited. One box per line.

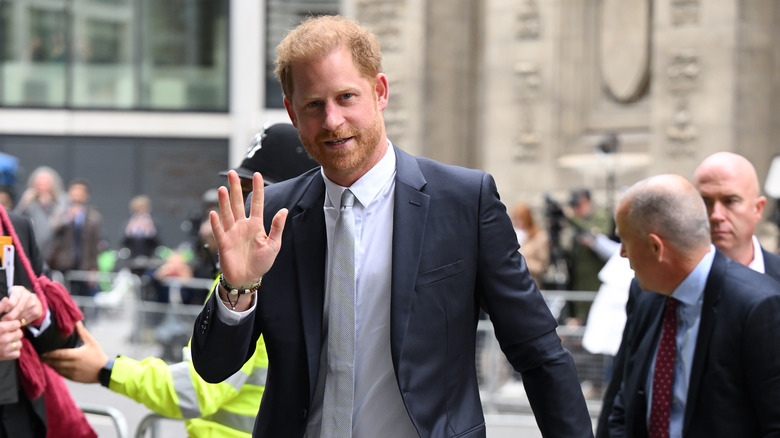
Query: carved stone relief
xmin=671 ymin=0 xmax=701 ymax=26
xmin=517 ymin=0 xmax=541 ymax=40
xmin=514 ymin=62 xmax=541 ymax=159
xmin=665 ymin=49 xmax=700 ymax=154
xmin=598 ymin=0 xmax=651 ymax=103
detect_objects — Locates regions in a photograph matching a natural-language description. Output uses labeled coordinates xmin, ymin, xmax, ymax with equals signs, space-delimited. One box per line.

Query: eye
xmin=306 ymin=101 xmax=321 ymax=109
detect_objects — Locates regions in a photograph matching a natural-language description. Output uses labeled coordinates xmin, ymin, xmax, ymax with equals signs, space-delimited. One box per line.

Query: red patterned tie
xmin=649 ymin=297 xmax=679 ymax=438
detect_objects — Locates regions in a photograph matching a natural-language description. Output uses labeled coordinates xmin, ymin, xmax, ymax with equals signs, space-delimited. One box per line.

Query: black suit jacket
xmin=607 ymin=250 xmax=780 ymax=437
xmin=192 ymin=147 xmax=593 ymax=437
xmin=596 ymin=246 xmax=780 ymax=438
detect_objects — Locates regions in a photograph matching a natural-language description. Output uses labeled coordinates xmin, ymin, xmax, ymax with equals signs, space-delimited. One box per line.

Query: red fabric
xmin=649 ymin=297 xmax=679 ymax=438
xmin=42 ymin=364 xmax=98 ymax=438
xmin=17 ymin=338 xmax=46 ymax=400
xmin=0 ymin=206 xmax=95 ymax=438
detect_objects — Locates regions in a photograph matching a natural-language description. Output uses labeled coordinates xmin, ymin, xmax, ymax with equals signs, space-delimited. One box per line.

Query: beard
xmin=300 ymin=110 xmax=384 ymax=184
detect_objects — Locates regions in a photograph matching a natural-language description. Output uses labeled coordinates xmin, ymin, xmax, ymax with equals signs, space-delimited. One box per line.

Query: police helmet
xmin=220 ymin=123 xmax=319 ymax=185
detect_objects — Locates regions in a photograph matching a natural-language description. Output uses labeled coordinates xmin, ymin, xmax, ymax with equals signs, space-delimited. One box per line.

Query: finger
xmin=1 ymin=303 xmax=21 ymax=322
xmin=0 ymin=319 xmax=21 ymax=331
xmin=267 ymin=208 xmax=289 ymax=248
xmin=5 ymin=287 xmax=20 ymax=308
xmin=42 ymin=348 xmax=74 ymax=360
xmin=228 ymin=170 xmax=247 ymax=220
xmin=209 ymin=210 xmax=226 ymax=246
xmin=248 ymin=173 xmax=265 ymax=221
xmin=217 ymin=185 xmax=235 ymax=230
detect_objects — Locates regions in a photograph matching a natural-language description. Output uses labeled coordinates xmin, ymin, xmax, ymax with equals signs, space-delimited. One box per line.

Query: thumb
xmin=74 ymin=321 xmax=96 ymax=346
xmin=267 ymin=208 xmax=289 ymax=248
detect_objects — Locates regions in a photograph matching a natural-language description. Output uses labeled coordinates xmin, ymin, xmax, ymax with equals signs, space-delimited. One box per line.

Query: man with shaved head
xmin=606 ymin=174 xmax=780 ymax=437
xmin=692 ymin=151 xmax=780 ymax=276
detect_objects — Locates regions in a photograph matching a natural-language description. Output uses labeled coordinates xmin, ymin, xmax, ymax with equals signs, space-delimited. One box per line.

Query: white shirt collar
xmin=749 ymin=234 xmax=765 ymax=274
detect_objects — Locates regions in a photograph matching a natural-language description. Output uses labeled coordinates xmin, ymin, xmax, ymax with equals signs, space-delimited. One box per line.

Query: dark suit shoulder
xmin=412 ymin=155 xmax=485 ymax=185
xmin=762 ymin=247 xmax=780 ymax=282
xmin=711 ymin=253 xmax=780 ymax=306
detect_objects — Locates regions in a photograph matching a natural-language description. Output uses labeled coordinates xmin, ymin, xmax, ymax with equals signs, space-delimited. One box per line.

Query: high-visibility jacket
xmin=109 ymin=337 xmax=267 ymax=438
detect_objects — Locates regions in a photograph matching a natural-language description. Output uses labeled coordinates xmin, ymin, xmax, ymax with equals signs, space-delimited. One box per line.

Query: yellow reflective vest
xmin=108 ymin=334 xmax=267 ymax=437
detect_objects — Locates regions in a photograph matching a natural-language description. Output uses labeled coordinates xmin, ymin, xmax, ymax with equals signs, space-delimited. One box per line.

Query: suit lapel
xmin=631 ymin=292 xmax=665 ymax=435
xmin=389 ymin=148 xmax=429 ymax=369
xmin=683 ymin=251 xmax=724 ymax=434
xmin=290 ymin=174 xmax=327 ymax=397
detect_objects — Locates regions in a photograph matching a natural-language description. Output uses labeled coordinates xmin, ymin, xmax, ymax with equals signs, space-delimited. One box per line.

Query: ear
xmin=284 ymin=98 xmax=298 ymax=128
xmin=648 ymin=233 xmax=664 ymax=262
xmin=755 ymin=195 xmax=766 ymax=219
xmin=374 ymin=73 xmax=389 ymax=111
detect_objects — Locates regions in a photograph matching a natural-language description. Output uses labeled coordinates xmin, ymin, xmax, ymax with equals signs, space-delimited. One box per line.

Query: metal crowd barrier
xmin=56 ymin=269 xmax=610 ymax=432
xmin=479 ymin=289 xmax=608 ymax=421
xmin=78 ymin=403 xmax=130 ymax=438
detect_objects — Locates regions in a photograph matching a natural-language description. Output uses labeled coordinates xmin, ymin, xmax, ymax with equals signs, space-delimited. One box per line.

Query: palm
xmin=210 ymin=171 xmax=288 ymax=287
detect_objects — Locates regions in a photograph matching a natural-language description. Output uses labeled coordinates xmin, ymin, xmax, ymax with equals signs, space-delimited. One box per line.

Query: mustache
xmin=316 ymin=127 xmax=357 ymax=143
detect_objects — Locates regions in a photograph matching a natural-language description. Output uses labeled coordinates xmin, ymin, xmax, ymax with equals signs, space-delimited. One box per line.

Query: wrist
xmin=99 ymin=356 xmax=118 ymax=387
xmin=218 ymin=273 xmax=262 ymax=294
xmin=218 ymin=274 xmax=261 ymax=311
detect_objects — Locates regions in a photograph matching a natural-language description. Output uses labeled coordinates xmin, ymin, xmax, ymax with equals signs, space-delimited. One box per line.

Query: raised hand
xmin=210 ymin=171 xmax=288 ymax=307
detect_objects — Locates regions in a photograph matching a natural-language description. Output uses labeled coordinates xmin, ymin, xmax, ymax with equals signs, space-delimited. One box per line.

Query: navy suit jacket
xmin=607 ymin=250 xmax=780 ymax=437
xmin=596 ymin=246 xmax=780 ymax=438
xmin=763 ymin=247 xmax=780 ymax=281
xmin=192 ymin=147 xmax=592 ymax=437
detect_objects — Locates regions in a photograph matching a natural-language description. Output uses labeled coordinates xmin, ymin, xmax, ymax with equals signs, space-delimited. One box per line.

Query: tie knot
xmin=341 ymin=190 xmax=355 ymax=209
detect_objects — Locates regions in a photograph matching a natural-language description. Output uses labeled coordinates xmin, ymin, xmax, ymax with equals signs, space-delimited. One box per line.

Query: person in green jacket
xmin=41 ymin=123 xmax=319 ymax=438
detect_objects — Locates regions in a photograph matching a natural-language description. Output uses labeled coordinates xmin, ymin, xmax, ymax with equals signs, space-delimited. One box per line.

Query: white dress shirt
xmin=645 ymin=245 xmax=715 ymax=438
xmin=304 ymin=143 xmax=417 ymax=437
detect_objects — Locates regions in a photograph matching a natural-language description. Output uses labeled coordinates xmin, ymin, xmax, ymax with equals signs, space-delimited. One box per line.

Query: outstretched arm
xmin=42 ymin=322 xmax=107 ymax=382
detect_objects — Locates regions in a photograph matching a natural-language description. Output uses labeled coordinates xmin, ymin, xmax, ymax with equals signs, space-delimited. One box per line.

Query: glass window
xmin=139 ymin=0 xmax=228 ymax=111
xmin=1 ymin=1 xmax=68 ymax=107
xmin=0 ymin=0 xmax=228 ymax=111
xmin=264 ymin=0 xmax=339 ymax=108
xmin=71 ymin=0 xmax=135 ymax=108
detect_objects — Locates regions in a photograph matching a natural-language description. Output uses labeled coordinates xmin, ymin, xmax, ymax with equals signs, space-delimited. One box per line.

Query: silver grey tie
xmin=321 ymin=189 xmax=356 ymax=437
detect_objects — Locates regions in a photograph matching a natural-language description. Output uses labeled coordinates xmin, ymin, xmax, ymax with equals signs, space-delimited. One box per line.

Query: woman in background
xmin=511 ymin=202 xmax=550 ymax=288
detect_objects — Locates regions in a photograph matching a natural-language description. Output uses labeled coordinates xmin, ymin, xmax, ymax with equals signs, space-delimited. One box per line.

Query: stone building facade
xmin=357 ymin=0 xmax=780 ymax=245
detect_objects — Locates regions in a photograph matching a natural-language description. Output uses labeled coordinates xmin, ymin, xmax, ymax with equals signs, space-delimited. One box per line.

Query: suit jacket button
xmin=301 ymin=408 xmax=308 ymax=419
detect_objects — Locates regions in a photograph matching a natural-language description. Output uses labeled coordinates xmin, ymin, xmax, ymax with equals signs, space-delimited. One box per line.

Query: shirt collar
xmin=748 ymin=235 xmax=765 ymax=274
xmin=322 ymin=141 xmax=396 ymax=210
xmin=671 ymin=244 xmax=715 ymax=306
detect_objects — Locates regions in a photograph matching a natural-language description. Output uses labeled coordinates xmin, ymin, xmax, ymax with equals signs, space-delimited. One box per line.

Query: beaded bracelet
xmin=219 ymin=273 xmax=262 ymax=310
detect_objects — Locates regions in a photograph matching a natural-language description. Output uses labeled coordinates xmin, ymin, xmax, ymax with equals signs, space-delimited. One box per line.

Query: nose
xmin=322 ymin=101 xmax=345 ymax=131
xmin=709 ymin=202 xmax=726 ymax=222
xmin=620 ymin=243 xmax=627 ymax=258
